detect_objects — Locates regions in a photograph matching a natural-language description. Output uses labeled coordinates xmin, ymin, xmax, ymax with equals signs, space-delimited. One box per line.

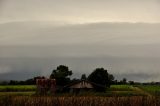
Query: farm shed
xmin=63 ymin=80 xmax=106 ymax=93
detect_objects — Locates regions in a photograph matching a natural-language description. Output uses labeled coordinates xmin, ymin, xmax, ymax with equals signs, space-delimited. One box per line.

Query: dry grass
xmin=1 ymin=96 xmax=160 ymax=106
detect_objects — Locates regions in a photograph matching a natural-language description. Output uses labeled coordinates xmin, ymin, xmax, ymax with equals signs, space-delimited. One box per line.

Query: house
xmin=63 ymin=80 xmax=106 ymax=93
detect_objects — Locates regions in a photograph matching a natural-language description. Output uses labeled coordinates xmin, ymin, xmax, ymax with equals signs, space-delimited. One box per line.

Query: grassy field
xmin=135 ymin=85 xmax=160 ymax=96
xmin=0 ymin=85 xmax=36 ymax=92
xmin=0 ymin=92 xmax=35 ymax=96
xmin=0 ymin=85 xmax=146 ymax=96
xmin=109 ymin=85 xmax=134 ymax=91
xmin=0 ymin=85 xmax=157 ymax=97
xmin=105 ymin=85 xmax=145 ymax=96
xmin=0 ymin=85 xmax=159 ymax=106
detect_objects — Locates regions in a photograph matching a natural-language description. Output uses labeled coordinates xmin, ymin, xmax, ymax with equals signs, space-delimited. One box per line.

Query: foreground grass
xmin=0 ymin=96 xmax=160 ymax=106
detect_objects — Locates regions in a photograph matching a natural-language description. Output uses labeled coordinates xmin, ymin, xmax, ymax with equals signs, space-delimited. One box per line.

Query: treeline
xmin=0 ymin=65 xmax=138 ymax=86
xmin=0 ymin=65 xmax=128 ymax=86
xmin=0 ymin=76 xmax=45 ymax=85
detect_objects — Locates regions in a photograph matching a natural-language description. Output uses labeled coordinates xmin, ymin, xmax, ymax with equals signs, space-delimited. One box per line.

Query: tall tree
xmin=122 ymin=78 xmax=127 ymax=84
xmin=88 ymin=68 xmax=110 ymax=87
xmin=108 ymin=74 xmax=115 ymax=85
xmin=50 ymin=65 xmax=72 ymax=86
xmin=81 ymin=74 xmax=87 ymax=80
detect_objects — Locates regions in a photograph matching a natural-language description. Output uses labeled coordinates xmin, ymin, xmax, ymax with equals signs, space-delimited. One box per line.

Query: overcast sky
xmin=0 ymin=0 xmax=160 ymax=82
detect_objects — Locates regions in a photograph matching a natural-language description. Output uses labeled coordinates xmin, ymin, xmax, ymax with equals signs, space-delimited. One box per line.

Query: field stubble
xmin=0 ymin=96 xmax=160 ymax=106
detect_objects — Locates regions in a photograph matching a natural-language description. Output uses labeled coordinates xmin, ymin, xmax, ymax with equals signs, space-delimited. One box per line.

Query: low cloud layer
xmin=0 ymin=56 xmax=160 ymax=82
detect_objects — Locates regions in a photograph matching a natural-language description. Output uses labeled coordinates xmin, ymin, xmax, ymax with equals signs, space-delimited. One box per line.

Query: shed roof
xmin=64 ymin=80 xmax=106 ymax=89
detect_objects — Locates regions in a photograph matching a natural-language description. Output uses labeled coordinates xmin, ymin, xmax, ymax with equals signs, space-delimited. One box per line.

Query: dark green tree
xmin=81 ymin=74 xmax=87 ymax=80
xmin=122 ymin=78 xmax=127 ymax=84
xmin=50 ymin=65 xmax=72 ymax=86
xmin=129 ymin=81 xmax=134 ymax=85
xmin=88 ymin=68 xmax=110 ymax=87
xmin=108 ymin=74 xmax=115 ymax=85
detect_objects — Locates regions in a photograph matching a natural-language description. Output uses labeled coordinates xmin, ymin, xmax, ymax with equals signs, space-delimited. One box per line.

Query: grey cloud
xmin=0 ymin=22 xmax=160 ymax=58
xmin=0 ymin=22 xmax=160 ymax=81
xmin=0 ymin=0 xmax=160 ymax=23
xmin=1 ymin=0 xmax=160 ymax=82
xmin=0 ymin=22 xmax=160 ymax=46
